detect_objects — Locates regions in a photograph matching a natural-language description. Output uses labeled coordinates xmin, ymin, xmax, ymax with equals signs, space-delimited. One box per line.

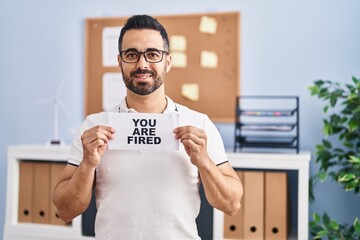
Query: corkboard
xmin=84 ymin=12 xmax=240 ymax=122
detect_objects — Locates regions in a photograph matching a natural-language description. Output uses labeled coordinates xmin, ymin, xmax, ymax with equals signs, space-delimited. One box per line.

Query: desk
xmin=4 ymin=146 xmax=311 ymax=240
xmin=213 ymin=152 xmax=311 ymax=240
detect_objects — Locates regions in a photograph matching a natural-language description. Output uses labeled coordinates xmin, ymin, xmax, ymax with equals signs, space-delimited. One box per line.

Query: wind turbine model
xmin=34 ymin=80 xmax=71 ymax=145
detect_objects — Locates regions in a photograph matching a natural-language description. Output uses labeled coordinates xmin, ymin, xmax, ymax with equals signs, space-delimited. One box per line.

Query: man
xmin=53 ymin=15 xmax=243 ymax=240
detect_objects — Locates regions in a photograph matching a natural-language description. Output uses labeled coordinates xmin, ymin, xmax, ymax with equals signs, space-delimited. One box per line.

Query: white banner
xmin=108 ymin=112 xmax=180 ymax=150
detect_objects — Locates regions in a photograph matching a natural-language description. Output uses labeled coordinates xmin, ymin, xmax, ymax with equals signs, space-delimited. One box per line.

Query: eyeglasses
xmin=119 ymin=48 xmax=169 ymax=63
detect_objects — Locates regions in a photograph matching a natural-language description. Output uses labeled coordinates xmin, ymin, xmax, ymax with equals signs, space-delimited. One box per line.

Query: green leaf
xmin=315 ymin=229 xmax=328 ymax=239
xmin=329 ymin=172 xmax=338 ymax=179
xmin=354 ymin=218 xmax=360 ymax=233
xmin=338 ymin=173 xmax=356 ymax=182
xmin=348 ymin=119 xmax=359 ymax=132
xmin=352 ymin=76 xmax=359 ymax=85
xmin=323 ymin=105 xmax=329 ymax=113
xmin=340 ymin=116 xmax=348 ymax=124
xmin=318 ymin=171 xmax=328 ymax=182
xmin=348 ymin=93 xmax=359 ymax=101
xmin=343 ymin=141 xmax=354 ymax=148
xmin=323 ymin=122 xmax=333 ymax=136
xmin=316 ymin=143 xmax=325 ymax=152
xmin=345 ymin=179 xmax=359 ymax=191
xmin=346 ymin=83 xmax=355 ymax=92
xmin=323 ymin=213 xmax=331 ymax=224
xmin=348 ymin=156 xmax=360 ymax=164
xmin=322 ymin=139 xmax=332 ymax=149
xmin=319 ymin=88 xmax=329 ymax=98
xmin=330 ymin=97 xmax=337 ymax=107
xmin=314 ymin=80 xmax=325 ymax=85
xmin=309 ymin=85 xmax=320 ymax=96
xmin=333 ymin=148 xmax=345 ymax=154
xmin=309 ymin=220 xmax=318 ymax=228
xmin=313 ymin=213 xmax=321 ymax=223
xmin=329 ymin=220 xmax=339 ymax=230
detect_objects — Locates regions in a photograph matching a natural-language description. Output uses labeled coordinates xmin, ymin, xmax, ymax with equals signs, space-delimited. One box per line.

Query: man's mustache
xmin=130 ymin=69 xmax=155 ymax=77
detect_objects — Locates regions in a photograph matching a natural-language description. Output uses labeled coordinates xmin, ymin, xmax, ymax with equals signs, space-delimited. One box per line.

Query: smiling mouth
xmin=130 ymin=68 xmax=156 ymax=83
xmin=134 ymin=74 xmax=152 ymax=79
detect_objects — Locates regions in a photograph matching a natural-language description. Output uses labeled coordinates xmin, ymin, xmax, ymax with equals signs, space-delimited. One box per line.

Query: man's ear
xmin=165 ymin=54 xmax=172 ymax=73
xmin=118 ymin=54 xmax=123 ymax=70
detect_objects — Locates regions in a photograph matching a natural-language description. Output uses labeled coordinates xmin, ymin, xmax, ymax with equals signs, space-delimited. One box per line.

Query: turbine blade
xmin=56 ymin=80 xmax=65 ymax=97
xmin=57 ymin=99 xmax=71 ymax=117
xmin=33 ymin=98 xmax=53 ymax=104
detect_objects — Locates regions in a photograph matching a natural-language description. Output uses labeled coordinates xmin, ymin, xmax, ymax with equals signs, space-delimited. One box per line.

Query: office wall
xmin=0 ymin=0 xmax=359 ymax=237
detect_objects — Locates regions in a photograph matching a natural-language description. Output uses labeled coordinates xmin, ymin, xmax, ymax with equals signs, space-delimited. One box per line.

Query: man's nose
xmin=136 ymin=53 xmax=149 ymax=69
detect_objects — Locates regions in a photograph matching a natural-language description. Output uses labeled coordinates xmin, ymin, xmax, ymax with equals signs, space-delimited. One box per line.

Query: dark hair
xmin=118 ymin=15 xmax=170 ymax=53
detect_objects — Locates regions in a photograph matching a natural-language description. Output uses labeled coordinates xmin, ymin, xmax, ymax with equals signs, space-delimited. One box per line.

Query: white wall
xmin=1 ymin=0 xmax=359 ymax=237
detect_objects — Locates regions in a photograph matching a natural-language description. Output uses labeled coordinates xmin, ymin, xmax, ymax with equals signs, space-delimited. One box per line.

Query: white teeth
xmin=135 ymin=75 xmax=150 ymax=79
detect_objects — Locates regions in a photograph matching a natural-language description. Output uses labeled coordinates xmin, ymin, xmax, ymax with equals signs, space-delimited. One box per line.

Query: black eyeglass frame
xmin=119 ymin=49 xmax=169 ymax=63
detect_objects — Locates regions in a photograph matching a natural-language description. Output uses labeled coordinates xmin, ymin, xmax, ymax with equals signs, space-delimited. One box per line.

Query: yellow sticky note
xmin=170 ymin=35 xmax=187 ymax=52
xmin=199 ymin=16 xmax=217 ymax=34
xmin=181 ymin=84 xmax=199 ymax=101
xmin=200 ymin=51 xmax=218 ymax=68
xmin=171 ymin=52 xmax=187 ymax=68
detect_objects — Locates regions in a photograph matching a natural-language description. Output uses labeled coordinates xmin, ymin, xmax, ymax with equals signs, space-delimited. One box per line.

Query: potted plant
xmin=308 ymin=76 xmax=360 ymax=239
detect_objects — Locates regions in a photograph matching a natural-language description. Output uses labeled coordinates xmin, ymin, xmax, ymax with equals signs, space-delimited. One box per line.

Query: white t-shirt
xmin=68 ymin=97 xmax=228 ymax=240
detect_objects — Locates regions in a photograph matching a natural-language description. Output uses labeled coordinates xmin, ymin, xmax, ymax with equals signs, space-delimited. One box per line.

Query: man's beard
xmin=122 ymin=68 xmax=165 ymax=96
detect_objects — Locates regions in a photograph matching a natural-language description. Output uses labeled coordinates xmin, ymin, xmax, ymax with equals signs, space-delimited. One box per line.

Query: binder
xmin=50 ymin=162 xmax=68 ymax=225
xmin=224 ymin=171 xmax=244 ymax=239
xmin=243 ymin=171 xmax=265 ymax=239
xmin=18 ymin=161 xmax=34 ymax=222
xmin=265 ymin=172 xmax=288 ymax=240
xmin=33 ymin=162 xmax=51 ymax=223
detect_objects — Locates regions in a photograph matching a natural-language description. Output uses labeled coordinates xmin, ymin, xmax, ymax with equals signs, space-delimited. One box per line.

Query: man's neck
xmin=125 ymin=91 xmax=167 ymax=113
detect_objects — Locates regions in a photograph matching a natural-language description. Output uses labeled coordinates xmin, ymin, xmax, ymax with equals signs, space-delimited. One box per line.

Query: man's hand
xmin=174 ymin=126 xmax=210 ymax=168
xmin=81 ymin=125 xmax=115 ymax=168
xmin=53 ymin=125 xmax=115 ymax=223
xmin=175 ymin=125 xmax=243 ymax=216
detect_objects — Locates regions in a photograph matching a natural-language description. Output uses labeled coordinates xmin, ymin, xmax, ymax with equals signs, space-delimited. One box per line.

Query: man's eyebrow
xmin=146 ymin=48 xmax=162 ymax=51
xmin=123 ymin=48 xmax=138 ymax=52
xmin=122 ymin=48 xmax=162 ymax=52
